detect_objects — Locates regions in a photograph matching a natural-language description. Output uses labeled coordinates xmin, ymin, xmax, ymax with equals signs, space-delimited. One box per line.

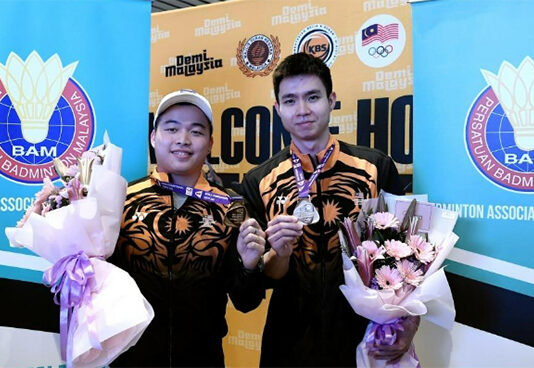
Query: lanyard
xmin=291 ymin=143 xmax=335 ymax=199
xmin=156 ymin=179 xmax=242 ymax=205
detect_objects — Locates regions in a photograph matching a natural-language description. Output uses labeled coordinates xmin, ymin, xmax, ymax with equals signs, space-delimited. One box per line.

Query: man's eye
xmin=309 ymin=95 xmax=319 ymax=101
xmin=191 ymin=130 xmax=204 ymax=136
xmin=283 ymin=99 xmax=294 ymax=104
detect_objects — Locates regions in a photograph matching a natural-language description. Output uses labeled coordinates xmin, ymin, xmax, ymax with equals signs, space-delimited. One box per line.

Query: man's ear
xmin=150 ymin=129 xmax=156 ymax=148
xmin=274 ymin=101 xmax=280 ymax=116
xmin=328 ymin=91 xmax=337 ymax=110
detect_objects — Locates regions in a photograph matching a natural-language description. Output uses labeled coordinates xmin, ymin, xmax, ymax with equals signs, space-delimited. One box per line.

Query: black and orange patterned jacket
xmin=241 ymin=136 xmax=404 ymax=367
xmin=110 ymin=170 xmax=264 ymax=367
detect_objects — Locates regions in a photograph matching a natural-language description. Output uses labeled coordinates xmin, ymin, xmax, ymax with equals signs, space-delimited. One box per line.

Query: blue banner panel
xmin=412 ymin=0 xmax=534 ymax=297
xmin=0 ymin=0 xmax=151 ymax=282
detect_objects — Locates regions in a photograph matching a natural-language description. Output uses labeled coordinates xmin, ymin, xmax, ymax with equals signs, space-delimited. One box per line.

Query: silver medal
xmin=293 ymin=199 xmax=319 ymax=225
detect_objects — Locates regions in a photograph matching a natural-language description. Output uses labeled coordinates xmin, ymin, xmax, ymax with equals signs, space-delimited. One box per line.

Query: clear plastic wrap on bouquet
xmin=5 ymin=133 xmax=154 ymax=368
xmin=338 ymin=191 xmax=459 ymax=368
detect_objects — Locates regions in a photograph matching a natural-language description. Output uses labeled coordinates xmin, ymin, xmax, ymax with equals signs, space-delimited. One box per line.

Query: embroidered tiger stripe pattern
xmin=242 ymin=136 xmax=404 ymax=279
xmin=115 ymin=171 xmax=234 ymax=283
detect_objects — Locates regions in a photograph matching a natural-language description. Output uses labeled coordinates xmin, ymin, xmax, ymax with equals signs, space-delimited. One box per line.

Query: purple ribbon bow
xmin=364 ymin=318 xmax=421 ymax=368
xmin=43 ymin=251 xmax=102 ymax=367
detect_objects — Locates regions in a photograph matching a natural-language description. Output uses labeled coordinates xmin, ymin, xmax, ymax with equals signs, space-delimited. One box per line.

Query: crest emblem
xmin=237 ymin=34 xmax=281 ymax=78
xmin=465 ymin=57 xmax=534 ymax=193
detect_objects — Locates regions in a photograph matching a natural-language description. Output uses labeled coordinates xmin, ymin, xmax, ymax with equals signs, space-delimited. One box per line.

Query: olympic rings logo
xmin=368 ymin=44 xmax=394 ymax=57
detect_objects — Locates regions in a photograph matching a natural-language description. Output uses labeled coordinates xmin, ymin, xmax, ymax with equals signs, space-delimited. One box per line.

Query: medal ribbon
xmin=156 ymin=179 xmax=242 ymax=205
xmin=291 ymin=144 xmax=335 ymax=199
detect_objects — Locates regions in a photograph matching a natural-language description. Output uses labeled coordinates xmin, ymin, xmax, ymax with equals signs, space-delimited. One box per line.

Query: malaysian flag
xmin=361 ymin=23 xmax=399 ymax=46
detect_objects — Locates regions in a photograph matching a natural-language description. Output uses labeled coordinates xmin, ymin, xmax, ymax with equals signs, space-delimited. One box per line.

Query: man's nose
xmin=296 ymin=100 xmax=310 ymax=115
xmin=175 ymin=129 xmax=191 ymax=144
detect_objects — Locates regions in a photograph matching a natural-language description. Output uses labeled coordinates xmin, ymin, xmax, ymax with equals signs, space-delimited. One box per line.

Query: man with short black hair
xmin=111 ymin=89 xmax=266 ymax=367
xmin=241 ymin=53 xmax=419 ymax=367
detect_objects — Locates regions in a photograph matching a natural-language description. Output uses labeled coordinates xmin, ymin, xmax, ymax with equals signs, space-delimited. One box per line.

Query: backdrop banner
xmin=412 ymin=0 xmax=534 ymax=359
xmin=150 ymin=0 xmax=413 ymax=187
xmin=150 ymin=1 xmax=413 ymax=366
xmin=0 ymin=0 xmax=151 ymax=284
xmin=412 ymin=0 xmax=534 ymax=301
xmin=0 ymin=0 xmax=151 ymax=367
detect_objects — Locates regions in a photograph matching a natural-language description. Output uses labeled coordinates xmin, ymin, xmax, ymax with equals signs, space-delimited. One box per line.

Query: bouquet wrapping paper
xmin=6 ymin=134 xmax=154 ymax=368
xmin=339 ymin=192 xmax=459 ymax=368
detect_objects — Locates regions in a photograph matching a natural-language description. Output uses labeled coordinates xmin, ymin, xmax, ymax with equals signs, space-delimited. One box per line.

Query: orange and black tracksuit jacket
xmin=241 ymin=136 xmax=404 ymax=367
xmin=109 ymin=171 xmax=264 ymax=368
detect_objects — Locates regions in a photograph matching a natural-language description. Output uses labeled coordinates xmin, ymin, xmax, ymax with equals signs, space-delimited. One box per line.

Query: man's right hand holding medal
xmin=263 ymin=215 xmax=303 ymax=279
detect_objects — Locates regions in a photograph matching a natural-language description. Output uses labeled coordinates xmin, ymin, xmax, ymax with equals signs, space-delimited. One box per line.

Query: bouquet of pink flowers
xmin=5 ymin=133 xmax=154 ymax=368
xmin=339 ymin=191 xmax=459 ymax=368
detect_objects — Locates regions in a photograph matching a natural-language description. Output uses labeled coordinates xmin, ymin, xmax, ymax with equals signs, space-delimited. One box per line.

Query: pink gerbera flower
xmin=407 ymin=235 xmax=436 ymax=264
xmin=397 ymin=259 xmax=424 ymax=286
xmin=369 ymin=212 xmax=400 ymax=230
xmin=384 ymin=239 xmax=412 ymax=260
xmin=375 ymin=265 xmax=403 ymax=290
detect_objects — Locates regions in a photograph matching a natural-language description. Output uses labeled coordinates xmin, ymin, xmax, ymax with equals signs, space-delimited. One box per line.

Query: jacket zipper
xmin=168 ymin=196 xmax=177 ymax=368
xmin=309 ymin=153 xmax=327 ymax=364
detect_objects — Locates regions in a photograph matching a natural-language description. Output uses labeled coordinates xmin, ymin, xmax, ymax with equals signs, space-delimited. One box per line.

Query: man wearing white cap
xmin=110 ymin=89 xmax=266 ymax=367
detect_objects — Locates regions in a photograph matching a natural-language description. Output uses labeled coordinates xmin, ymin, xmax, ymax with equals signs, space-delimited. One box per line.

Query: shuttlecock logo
xmin=465 ymin=56 xmax=534 ymax=194
xmin=481 ymin=57 xmax=534 ymax=152
xmin=0 ymin=51 xmax=78 ymax=144
xmin=0 ymin=51 xmax=95 ymax=184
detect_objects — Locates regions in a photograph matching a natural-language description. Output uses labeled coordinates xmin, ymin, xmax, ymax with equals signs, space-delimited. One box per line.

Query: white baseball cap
xmin=153 ymin=89 xmax=213 ymax=130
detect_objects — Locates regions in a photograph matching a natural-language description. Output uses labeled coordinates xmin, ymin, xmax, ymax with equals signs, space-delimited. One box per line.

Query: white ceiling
xmin=151 ymin=0 xmax=230 ymax=12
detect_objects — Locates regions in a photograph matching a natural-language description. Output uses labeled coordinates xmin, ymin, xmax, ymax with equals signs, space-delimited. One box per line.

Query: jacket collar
xmin=289 ymin=135 xmax=339 ymax=172
xmin=150 ymin=169 xmax=212 ymax=191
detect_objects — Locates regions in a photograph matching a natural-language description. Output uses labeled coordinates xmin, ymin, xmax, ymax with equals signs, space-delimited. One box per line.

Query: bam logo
xmin=465 ymin=57 xmax=534 ymax=193
xmin=0 ymin=51 xmax=95 ymax=184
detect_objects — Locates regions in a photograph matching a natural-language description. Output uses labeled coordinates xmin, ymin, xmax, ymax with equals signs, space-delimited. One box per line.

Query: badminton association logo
xmin=0 ymin=51 xmax=95 ymax=184
xmin=465 ymin=57 xmax=534 ymax=193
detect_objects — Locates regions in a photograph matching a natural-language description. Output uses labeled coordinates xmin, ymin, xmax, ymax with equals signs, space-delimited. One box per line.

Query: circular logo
xmin=293 ymin=24 xmax=338 ymax=67
xmin=355 ymin=14 xmax=406 ymax=68
xmin=0 ymin=78 xmax=96 ymax=184
xmin=465 ymin=86 xmax=534 ymax=193
xmin=237 ymin=34 xmax=281 ymax=77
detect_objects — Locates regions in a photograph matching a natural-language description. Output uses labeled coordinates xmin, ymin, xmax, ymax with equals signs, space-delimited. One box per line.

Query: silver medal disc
xmin=293 ymin=199 xmax=319 ymax=225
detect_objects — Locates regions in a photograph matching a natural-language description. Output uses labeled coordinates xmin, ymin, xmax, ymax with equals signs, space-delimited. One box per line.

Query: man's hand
xmin=262 ymin=215 xmax=303 ymax=279
xmin=369 ymin=316 xmax=420 ymax=364
xmin=237 ymin=218 xmax=266 ymax=270
xmin=265 ymin=215 xmax=303 ymax=257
